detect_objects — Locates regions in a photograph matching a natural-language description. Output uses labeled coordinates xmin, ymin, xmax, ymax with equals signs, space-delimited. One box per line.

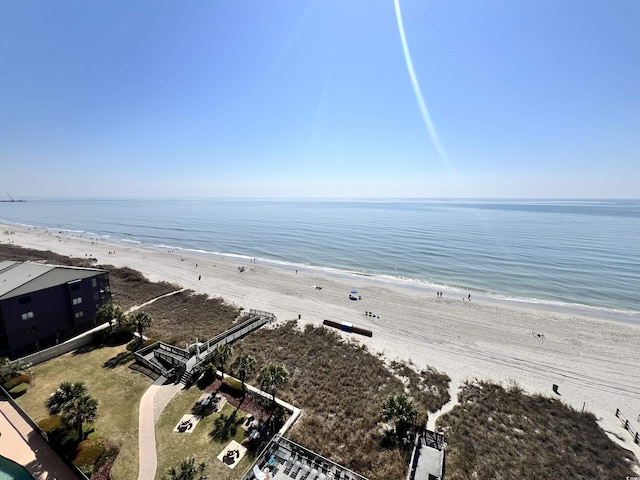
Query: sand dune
xmin=3 ymin=224 xmax=639 ymax=461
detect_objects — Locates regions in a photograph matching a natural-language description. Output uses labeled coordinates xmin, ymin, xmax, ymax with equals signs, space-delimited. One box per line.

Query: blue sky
xmin=1 ymin=0 xmax=638 ymax=198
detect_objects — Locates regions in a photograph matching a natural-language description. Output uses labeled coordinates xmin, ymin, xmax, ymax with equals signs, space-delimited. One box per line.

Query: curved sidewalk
xmin=137 ymin=376 xmax=183 ymax=480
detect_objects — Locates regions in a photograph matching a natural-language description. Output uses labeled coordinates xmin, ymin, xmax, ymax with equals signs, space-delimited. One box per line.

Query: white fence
xmin=15 ymin=325 xmax=109 ymax=366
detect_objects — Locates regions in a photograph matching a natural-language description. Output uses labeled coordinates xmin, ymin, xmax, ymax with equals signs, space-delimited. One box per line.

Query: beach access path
xmin=137 ymin=376 xmax=183 ymax=480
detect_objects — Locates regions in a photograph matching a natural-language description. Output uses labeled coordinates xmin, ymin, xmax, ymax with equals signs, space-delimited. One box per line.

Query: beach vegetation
xmin=129 ymin=310 xmax=153 ymax=345
xmin=46 ymin=381 xmax=88 ymax=414
xmin=62 ymin=392 xmax=99 ymax=440
xmin=95 ymin=303 xmax=127 ymax=331
xmin=436 ymin=380 xmax=638 ymax=479
xmin=212 ymin=343 xmax=233 ymax=379
xmin=258 ymin=363 xmax=290 ymax=407
xmin=0 ymin=243 xmax=96 ymax=268
xmin=106 ymin=266 xmax=178 ymax=311
xmin=231 ymin=353 xmax=256 ymax=396
xmin=46 ymin=381 xmax=98 ymax=440
xmin=140 ymin=290 xmax=242 ymax=346
xmin=162 ymin=457 xmax=206 ymax=480
xmin=382 ymin=393 xmax=418 ymax=448
xmin=390 ymin=361 xmax=450 ymax=413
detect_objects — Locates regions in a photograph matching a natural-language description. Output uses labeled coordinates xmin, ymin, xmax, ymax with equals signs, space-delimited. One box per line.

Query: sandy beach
xmin=2 ymin=223 xmax=640 ymax=462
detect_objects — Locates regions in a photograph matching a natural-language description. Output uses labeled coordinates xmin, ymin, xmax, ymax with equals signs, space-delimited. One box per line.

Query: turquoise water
xmin=0 ymin=456 xmax=33 ymax=480
xmin=1 ymin=198 xmax=639 ymax=314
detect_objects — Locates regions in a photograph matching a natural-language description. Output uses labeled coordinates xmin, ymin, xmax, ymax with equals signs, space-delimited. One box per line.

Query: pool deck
xmin=0 ymin=399 xmax=80 ymax=479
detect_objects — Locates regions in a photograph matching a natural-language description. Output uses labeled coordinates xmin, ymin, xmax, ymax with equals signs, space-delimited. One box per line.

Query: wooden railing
xmin=615 ymin=408 xmax=640 ymax=445
xmin=191 ymin=310 xmax=275 ymax=374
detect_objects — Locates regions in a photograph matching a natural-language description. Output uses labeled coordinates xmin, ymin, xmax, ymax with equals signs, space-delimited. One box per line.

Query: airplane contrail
xmin=394 ymin=0 xmax=448 ymax=163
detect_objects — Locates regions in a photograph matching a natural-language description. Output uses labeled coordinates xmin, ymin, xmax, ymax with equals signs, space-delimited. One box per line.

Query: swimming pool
xmin=0 ymin=456 xmax=33 ymax=480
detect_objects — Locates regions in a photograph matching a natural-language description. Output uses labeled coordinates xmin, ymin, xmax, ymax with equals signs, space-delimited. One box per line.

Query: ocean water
xmin=1 ymin=198 xmax=639 ymax=314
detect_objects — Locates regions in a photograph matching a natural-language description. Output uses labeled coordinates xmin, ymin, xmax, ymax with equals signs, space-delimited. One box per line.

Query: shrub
xmin=4 ymin=374 xmax=33 ymax=390
xmin=93 ymin=443 xmax=119 ymax=472
xmin=8 ymin=383 xmax=28 ymax=397
xmin=38 ymin=415 xmax=62 ymax=432
xmin=221 ymin=376 xmax=243 ymax=394
xmin=74 ymin=438 xmax=105 ymax=469
xmin=126 ymin=338 xmax=155 ymax=352
xmin=102 ymin=329 xmax=133 ymax=346
xmin=78 ymin=464 xmax=93 ymax=477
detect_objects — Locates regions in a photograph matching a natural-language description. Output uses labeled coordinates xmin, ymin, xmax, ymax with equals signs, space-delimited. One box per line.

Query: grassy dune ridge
xmin=436 ymin=380 xmax=638 ymax=480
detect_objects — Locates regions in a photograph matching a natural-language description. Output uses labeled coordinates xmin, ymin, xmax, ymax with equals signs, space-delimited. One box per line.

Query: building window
xmin=25 ymin=327 xmax=37 ymax=336
xmin=70 ymin=282 xmax=81 ymax=291
xmin=92 ymin=278 xmax=97 ymax=288
xmin=73 ymin=297 xmax=83 ymax=305
xmin=75 ymin=311 xmax=84 ymax=319
xmin=18 ymin=295 xmax=32 ymax=305
xmin=21 ymin=311 xmax=34 ymax=321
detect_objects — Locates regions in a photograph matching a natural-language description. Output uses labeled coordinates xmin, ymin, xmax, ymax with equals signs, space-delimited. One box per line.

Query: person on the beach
xmin=468 ymin=294 xmax=471 ymax=301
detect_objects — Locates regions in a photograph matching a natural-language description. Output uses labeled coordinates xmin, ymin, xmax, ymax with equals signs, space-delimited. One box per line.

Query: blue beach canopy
xmin=351 ymin=290 xmax=358 ymax=294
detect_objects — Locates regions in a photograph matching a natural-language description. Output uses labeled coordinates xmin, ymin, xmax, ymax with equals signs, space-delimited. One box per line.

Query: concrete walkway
xmin=137 ymin=377 xmax=183 ymax=480
xmin=0 ymin=399 xmax=80 ymax=479
xmin=126 ymin=289 xmax=186 ymax=314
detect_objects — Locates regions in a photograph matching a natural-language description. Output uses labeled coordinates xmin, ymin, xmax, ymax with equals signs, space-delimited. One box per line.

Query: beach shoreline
xmin=2 ymin=222 xmax=640 ymax=462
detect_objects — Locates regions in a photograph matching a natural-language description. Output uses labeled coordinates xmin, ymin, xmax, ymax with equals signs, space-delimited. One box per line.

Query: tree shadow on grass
xmin=209 ymin=412 xmax=245 ymax=442
xmin=72 ymin=343 xmax=106 ymax=356
xmin=103 ymin=351 xmax=135 ymax=369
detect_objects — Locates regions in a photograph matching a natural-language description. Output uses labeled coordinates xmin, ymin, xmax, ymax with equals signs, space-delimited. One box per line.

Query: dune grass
xmin=105 ymin=266 xmax=179 ymax=311
xmin=142 ymin=290 xmax=242 ymax=347
xmin=231 ymin=321 xmax=451 ymax=480
xmin=390 ymin=360 xmax=451 ymax=414
xmin=15 ymin=344 xmax=152 ymax=480
xmin=436 ymin=380 xmax=638 ymax=480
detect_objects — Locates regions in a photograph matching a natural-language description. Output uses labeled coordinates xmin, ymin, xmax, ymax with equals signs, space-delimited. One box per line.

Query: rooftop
xmin=0 ymin=261 xmax=107 ymax=300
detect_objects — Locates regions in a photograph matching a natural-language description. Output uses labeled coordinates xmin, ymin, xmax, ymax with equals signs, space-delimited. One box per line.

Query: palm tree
xmin=163 ymin=457 xmax=206 ymax=480
xmin=46 ymin=381 xmax=88 ymax=415
xmin=62 ymin=393 xmax=98 ymax=440
xmin=259 ymin=363 xmax=290 ymax=406
xmin=212 ymin=344 xmax=232 ymax=379
xmin=95 ymin=303 xmax=126 ymax=331
xmin=382 ymin=393 xmax=418 ymax=443
xmin=129 ymin=311 xmax=153 ymax=344
xmin=231 ymin=353 xmax=255 ymax=396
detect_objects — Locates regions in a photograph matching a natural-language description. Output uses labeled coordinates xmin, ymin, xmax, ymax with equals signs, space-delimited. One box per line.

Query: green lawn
xmin=154 ymin=389 xmax=257 ymax=480
xmin=16 ymin=344 xmax=153 ymax=480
